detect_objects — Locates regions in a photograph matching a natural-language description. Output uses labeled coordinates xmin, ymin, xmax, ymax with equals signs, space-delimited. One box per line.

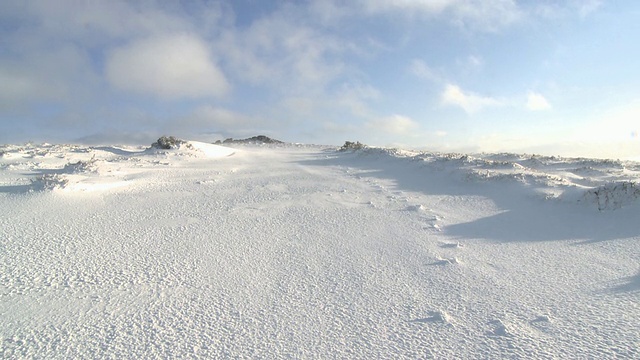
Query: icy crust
xmin=1 ymin=143 xmax=639 ymax=358
xmin=344 ymin=147 xmax=640 ymax=210
xmin=0 ymin=142 xmax=235 ymax=193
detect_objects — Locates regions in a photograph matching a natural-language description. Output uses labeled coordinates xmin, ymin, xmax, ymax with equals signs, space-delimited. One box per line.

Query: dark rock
xmin=218 ymin=135 xmax=284 ymax=145
xmin=151 ymin=136 xmax=187 ymax=149
xmin=339 ymin=141 xmax=366 ymax=151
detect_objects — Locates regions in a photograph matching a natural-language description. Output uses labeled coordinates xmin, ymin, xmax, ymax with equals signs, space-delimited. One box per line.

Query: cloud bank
xmin=0 ymin=0 xmax=634 ymax=160
xmin=526 ymin=92 xmax=551 ymax=111
xmin=442 ymin=84 xmax=502 ymax=114
xmin=106 ymin=34 xmax=229 ymax=99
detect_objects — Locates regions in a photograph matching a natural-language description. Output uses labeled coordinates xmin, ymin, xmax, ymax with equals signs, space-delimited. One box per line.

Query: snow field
xmin=1 ymin=142 xmax=639 ymax=358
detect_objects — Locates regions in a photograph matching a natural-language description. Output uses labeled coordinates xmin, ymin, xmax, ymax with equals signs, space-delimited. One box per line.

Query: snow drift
xmin=1 ymin=141 xmax=638 ymax=358
xmin=0 ymin=141 xmax=235 ymax=193
xmin=339 ymin=146 xmax=640 ymax=210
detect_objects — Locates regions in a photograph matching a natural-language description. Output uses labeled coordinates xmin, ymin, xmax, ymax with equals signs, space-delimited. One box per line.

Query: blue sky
xmin=1 ymin=0 xmax=639 ymax=159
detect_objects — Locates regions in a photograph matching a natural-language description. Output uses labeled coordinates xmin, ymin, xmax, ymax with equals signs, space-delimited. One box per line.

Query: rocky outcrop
xmin=214 ymin=135 xmax=284 ymax=145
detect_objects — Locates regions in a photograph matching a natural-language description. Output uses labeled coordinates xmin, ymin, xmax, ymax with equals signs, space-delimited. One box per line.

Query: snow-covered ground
xmin=1 ymin=141 xmax=639 ymax=358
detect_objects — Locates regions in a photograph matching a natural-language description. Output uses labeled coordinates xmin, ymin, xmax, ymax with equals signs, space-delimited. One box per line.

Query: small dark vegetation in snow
xmin=63 ymin=156 xmax=98 ymax=173
xmin=215 ymin=135 xmax=284 ymax=145
xmin=151 ymin=136 xmax=190 ymax=150
xmin=30 ymin=173 xmax=69 ymax=191
xmin=584 ymin=181 xmax=640 ymax=210
xmin=339 ymin=141 xmax=366 ymax=151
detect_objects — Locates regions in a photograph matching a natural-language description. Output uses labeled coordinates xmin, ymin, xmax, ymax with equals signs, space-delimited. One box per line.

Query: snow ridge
xmin=344 ymin=146 xmax=640 ymax=210
xmin=0 ymin=141 xmax=235 ymax=193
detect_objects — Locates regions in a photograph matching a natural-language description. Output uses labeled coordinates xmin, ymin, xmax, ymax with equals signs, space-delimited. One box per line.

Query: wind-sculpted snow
xmin=1 ymin=142 xmax=639 ymax=358
xmin=346 ymin=147 xmax=640 ymax=210
xmin=0 ymin=141 xmax=234 ymax=193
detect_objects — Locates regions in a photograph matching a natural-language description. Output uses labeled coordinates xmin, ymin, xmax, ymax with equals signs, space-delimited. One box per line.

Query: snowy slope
xmin=1 ymin=142 xmax=638 ymax=358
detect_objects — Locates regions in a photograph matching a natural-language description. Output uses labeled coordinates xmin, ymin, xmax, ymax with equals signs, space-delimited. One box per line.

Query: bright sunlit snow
xmin=1 ymin=141 xmax=639 ymax=358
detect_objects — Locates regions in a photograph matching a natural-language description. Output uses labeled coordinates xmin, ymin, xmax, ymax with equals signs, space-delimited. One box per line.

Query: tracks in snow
xmin=1 ymin=146 xmax=638 ymax=358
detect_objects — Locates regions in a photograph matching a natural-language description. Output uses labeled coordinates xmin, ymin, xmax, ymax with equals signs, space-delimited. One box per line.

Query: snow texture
xmin=1 ymin=142 xmax=639 ymax=358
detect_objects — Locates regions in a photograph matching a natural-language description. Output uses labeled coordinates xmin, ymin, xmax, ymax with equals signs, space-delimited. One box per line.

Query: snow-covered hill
xmin=1 ymin=142 xmax=638 ymax=358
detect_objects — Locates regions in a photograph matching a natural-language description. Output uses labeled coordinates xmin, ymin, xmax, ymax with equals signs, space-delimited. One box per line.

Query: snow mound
xmin=30 ymin=173 xmax=69 ymax=191
xmin=144 ymin=140 xmax=235 ymax=159
xmin=486 ymin=319 xmax=513 ymax=337
xmin=410 ymin=311 xmax=452 ymax=324
xmin=430 ymin=257 xmax=460 ymax=265
xmin=342 ymin=146 xmax=640 ymax=210
xmin=186 ymin=141 xmax=235 ymax=158
xmin=0 ymin=140 xmax=236 ymax=194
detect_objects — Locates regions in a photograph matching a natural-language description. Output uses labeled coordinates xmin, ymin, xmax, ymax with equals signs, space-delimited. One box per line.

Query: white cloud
xmin=463 ymin=55 xmax=483 ymax=69
xmin=217 ymin=12 xmax=348 ymax=91
xmin=442 ymin=84 xmax=502 ymax=113
xmin=360 ymin=0 xmax=522 ymax=32
xmin=0 ymin=1 xmax=213 ymax=109
xmin=533 ymin=0 xmax=603 ymax=20
xmin=281 ymin=97 xmax=319 ymax=117
xmin=451 ymin=0 xmax=521 ymax=31
xmin=17 ymin=1 xmax=197 ymax=42
xmin=526 ymin=92 xmax=551 ymax=111
xmin=189 ymin=106 xmax=251 ymax=127
xmin=576 ymin=0 xmax=602 ymax=18
xmin=0 ymin=44 xmax=100 ymax=110
xmin=0 ymin=68 xmax=50 ymax=108
xmin=363 ymin=0 xmax=454 ymax=13
xmin=336 ymin=83 xmax=381 ymax=117
xmin=367 ymin=114 xmax=419 ymax=135
xmin=307 ymin=0 xmax=352 ymax=25
xmin=106 ymin=34 xmax=229 ymax=99
xmin=410 ymin=59 xmax=441 ymax=82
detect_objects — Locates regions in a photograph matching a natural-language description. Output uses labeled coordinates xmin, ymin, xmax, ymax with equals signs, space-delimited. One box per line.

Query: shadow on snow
xmin=296 ymin=149 xmax=640 ymax=244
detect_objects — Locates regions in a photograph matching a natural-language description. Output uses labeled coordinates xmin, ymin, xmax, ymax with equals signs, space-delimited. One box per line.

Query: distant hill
xmin=214 ymin=135 xmax=284 ymax=145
